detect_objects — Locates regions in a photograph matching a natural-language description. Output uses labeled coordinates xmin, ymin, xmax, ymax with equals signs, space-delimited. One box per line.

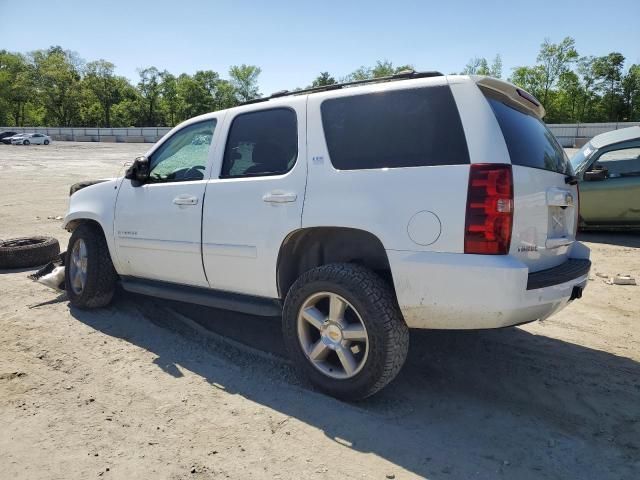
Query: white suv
xmin=63 ymin=72 xmax=591 ymax=400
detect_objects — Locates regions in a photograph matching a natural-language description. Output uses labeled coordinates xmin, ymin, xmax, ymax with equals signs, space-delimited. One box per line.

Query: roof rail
xmin=240 ymin=69 xmax=444 ymax=106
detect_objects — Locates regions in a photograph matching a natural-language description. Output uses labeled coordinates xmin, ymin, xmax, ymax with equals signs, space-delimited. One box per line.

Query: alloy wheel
xmin=297 ymin=291 xmax=369 ymax=379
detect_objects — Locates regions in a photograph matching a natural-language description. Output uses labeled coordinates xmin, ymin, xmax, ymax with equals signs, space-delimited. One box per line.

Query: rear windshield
xmin=485 ymin=92 xmax=571 ymax=175
xmin=321 ymin=86 xmax=470 ymax=170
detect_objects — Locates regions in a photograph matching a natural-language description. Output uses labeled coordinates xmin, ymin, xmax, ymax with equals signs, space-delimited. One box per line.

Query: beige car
xmin=571 ymin=126 xmax=640 ymax=229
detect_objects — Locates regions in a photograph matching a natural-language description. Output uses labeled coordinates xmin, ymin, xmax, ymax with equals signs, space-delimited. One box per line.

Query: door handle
xmin=262 ymin=191 xmax=297 ymax=203
xmin=173 ymin=195 xmax=198 ymax=206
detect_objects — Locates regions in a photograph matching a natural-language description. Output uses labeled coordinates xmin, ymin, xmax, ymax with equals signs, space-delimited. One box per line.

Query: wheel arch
xmin=65 ymin=217 xmax=104 ymax=234
xmin=63 ymin=215 xmax=120 ymax=273
xmin=276 ymin=227 xmax=393 ymax=299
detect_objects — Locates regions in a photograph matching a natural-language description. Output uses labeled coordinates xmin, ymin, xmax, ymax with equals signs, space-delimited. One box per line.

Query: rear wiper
xmin=564 ymin=175 xmax=579 ymax=185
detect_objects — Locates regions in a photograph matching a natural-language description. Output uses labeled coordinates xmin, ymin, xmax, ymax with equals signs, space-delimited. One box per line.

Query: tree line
xmin=1 ymin=38 xmax=639 ymax=128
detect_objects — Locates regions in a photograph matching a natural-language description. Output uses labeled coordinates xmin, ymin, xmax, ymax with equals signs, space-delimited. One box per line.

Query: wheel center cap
xmin=323 ymin=324 xmax=343 ymax=344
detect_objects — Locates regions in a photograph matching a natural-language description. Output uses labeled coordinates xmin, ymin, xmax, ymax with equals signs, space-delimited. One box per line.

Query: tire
xmin=0 ymin=236 xmax=60 ymax=269
xmin=282 ymin=263 xmax=409 ymax=400
xmin=44 ymin=140 xmax=49 ymax=145
xmin=65 ymin=223 xmax=117 ymax=309
xmin=23 ymin=140 xmax=30 ymax=145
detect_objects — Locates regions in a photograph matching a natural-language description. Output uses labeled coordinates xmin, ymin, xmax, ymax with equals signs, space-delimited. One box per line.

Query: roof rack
xmin=241 ymin=69 xmax=444 ymax=106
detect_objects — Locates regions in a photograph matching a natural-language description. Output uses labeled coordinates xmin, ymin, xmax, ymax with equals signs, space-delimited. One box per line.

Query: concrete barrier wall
xmin=547 ymin=122 xmax=640 ymax=147
xmin=2 ymin=123 xmax=639 ymax=145
xmin=0 ymin=126 xmax=172 ymax=143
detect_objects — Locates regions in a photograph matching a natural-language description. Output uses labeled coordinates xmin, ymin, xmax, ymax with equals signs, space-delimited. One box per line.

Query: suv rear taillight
xmin=464 ymin=164 xmax=513 ymax=255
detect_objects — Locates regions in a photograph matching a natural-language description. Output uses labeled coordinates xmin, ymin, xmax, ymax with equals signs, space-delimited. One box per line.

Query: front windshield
xmin=570 ymin=142 xmax=596 ymax=173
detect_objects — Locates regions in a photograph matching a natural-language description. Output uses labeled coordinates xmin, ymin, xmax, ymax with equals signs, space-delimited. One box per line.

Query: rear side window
xmin=221 ymin=108 xmax=297 ymax=178
xmin=321 ymin=86 xmax=469 ymax=170
xmin=485 ymin=92 xmax=571 ymax=175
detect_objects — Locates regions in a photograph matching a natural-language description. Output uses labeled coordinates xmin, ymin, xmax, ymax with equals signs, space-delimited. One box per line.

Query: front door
xmin=580 ymin=146 xmax=640 ymax=226
xmin=202 ymin=100 xmax=307 ymax=298
xmin=114 ymin=118 xmax=220 ymax=286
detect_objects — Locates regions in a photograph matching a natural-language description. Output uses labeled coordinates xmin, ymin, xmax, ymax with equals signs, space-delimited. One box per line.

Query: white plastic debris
xmin=37 ymin=266 xmax=65 ymax=291
xmin=606 ymin=274 xmax=637 ymax=286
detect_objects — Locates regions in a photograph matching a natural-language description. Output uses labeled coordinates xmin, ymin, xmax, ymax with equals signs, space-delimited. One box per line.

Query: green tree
xmin=345 ymin=60 xmax=414 ymax=82
xmin=159 ymin=71 xmax=179 ymax=126
xmin=490 ymin=54 xmax=502 ymax=78
xmin=536 ymin=37 xmax=579 ymax=108
xmin=137 ymin=66 xmax=162 ymax=126
xmin=0 ymin=51 xmax=37 ymax=125
xmin=510 ymin=65 xmax=546 ymax=101
xmin=576 ymin=56 xmax=599 ymax=121
xmin=229 ymin=64 xmax=261 ymax=102
xmin=621 ymin=64 xmax=640 ymax=121
xmin=310 ymin=72 xmax=336 ymax=87
xmin=83 ymin=60 xmax=124 ymax=127
xmin=593 ymin=52 xmax=625 ymax=120
xmin=31 ymin=46 xmax=84 ymax=126
xmin=462 ymin=57 xmax=490 ymax=75
xmin=212 ymin=79 xmax=238 ymax=110
xmin=556 ymin=70 xmax=582 ymax=121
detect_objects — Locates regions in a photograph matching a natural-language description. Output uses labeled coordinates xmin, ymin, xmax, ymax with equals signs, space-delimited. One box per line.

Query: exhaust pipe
xmin=569 ymin=286 xmax=583 ymax=301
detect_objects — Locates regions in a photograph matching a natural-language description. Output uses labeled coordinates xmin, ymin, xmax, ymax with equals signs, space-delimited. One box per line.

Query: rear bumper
xmin=527 ymin=258 xmax=591 ymax=290
xmin=388 ymin=242 xmax=591 ymax=329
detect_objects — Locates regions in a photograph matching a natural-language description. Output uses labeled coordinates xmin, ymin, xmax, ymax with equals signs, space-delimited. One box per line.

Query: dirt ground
xmin=0 ymin=142 xmax=639 ymax=480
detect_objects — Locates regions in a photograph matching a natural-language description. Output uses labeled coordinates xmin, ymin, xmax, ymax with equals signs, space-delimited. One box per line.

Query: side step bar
xmin=120 ymin=277 xmax=283 ymax=317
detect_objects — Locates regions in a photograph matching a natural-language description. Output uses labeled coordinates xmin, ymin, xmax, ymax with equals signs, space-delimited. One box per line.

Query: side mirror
xmin=124 ymin=156 xmax=150 ymax=186
xmin=584 ymin=169 xmax=607 ymax=181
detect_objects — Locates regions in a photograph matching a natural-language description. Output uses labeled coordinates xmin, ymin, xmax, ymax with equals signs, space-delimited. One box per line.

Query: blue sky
xmin=1 ymin=0 xmax=638 ymax=95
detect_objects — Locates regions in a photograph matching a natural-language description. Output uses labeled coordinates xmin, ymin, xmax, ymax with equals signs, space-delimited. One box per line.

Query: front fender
xmin=63 ymin=178 xmax=122 ymax=270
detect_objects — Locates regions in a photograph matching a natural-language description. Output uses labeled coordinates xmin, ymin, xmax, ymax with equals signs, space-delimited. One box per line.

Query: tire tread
xmin=283 ymin=263 xmax=409 ymax=400
xmin=65 ymin=223 xmax=117 ymax=309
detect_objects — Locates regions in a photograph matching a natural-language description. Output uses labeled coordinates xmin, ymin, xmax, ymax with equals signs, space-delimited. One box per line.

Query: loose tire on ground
xmin=65 ymin=223 xmax=117 ymax=309
xmin=0 ymin=236 xmax=60 ymax=269
xmin=282 ymin=263 xmax=409 ymax=401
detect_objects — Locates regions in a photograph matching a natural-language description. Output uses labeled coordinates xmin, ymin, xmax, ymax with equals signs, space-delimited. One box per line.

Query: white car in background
xmin=12 ymin=133 xmax=52 ymax=145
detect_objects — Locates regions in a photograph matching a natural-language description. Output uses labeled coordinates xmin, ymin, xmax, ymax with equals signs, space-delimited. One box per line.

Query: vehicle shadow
xmin=69 ymin=294 xmax=640 ymax=480
xmin=578 ymin=231 xmax=640 ymax=248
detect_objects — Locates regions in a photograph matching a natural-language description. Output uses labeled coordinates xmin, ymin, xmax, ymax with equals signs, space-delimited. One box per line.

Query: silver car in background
xmin=12 ymin=133 xmax=52 ymax=145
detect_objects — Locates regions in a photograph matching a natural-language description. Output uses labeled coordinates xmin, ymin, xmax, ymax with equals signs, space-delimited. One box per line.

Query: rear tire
xmin=65 ymin=223 xmax=117 ymax=309
xmin=282 ymin=263 xmax=409 ymax=401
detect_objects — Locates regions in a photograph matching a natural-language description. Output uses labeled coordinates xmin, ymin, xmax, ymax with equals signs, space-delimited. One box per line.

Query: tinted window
xmin=148 ymin=119 xmax=216 ymax=183
xmin=485 ymin=94 xmax=571 ymax=175
xmin=320 ymin=86 xmax=469 ymax=170
xmin=221 ymin=108 xmax=297 ymax=177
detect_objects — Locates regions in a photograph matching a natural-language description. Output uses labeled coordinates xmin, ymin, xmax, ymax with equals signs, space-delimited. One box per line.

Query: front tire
xmin=23 ymin=140 xmax=30 ymax=145
xmin=65 ymin=223 xmax=117 ymax=309
xmin=44 ymin=139 xmax=50 ymax=145
xmin=282 ymin=263 xmax=409 ymax=400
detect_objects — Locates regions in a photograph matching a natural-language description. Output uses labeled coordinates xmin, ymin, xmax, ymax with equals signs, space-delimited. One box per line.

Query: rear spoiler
xmin=473 ymin=76 xmax=546 ymax=119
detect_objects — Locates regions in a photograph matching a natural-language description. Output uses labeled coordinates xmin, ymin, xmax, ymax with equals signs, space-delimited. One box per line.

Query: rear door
xmin=202 ymin=99 xmax=307 ymax=298
xmin=479 ymin=83 xmax=578 ymax=272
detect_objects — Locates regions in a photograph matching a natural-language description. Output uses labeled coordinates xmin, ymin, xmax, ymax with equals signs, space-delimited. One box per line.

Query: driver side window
xmin=148 ymin=119 xmax=216 ymax=183
xmin=593 ymin=147 xmax=640 ymax=179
